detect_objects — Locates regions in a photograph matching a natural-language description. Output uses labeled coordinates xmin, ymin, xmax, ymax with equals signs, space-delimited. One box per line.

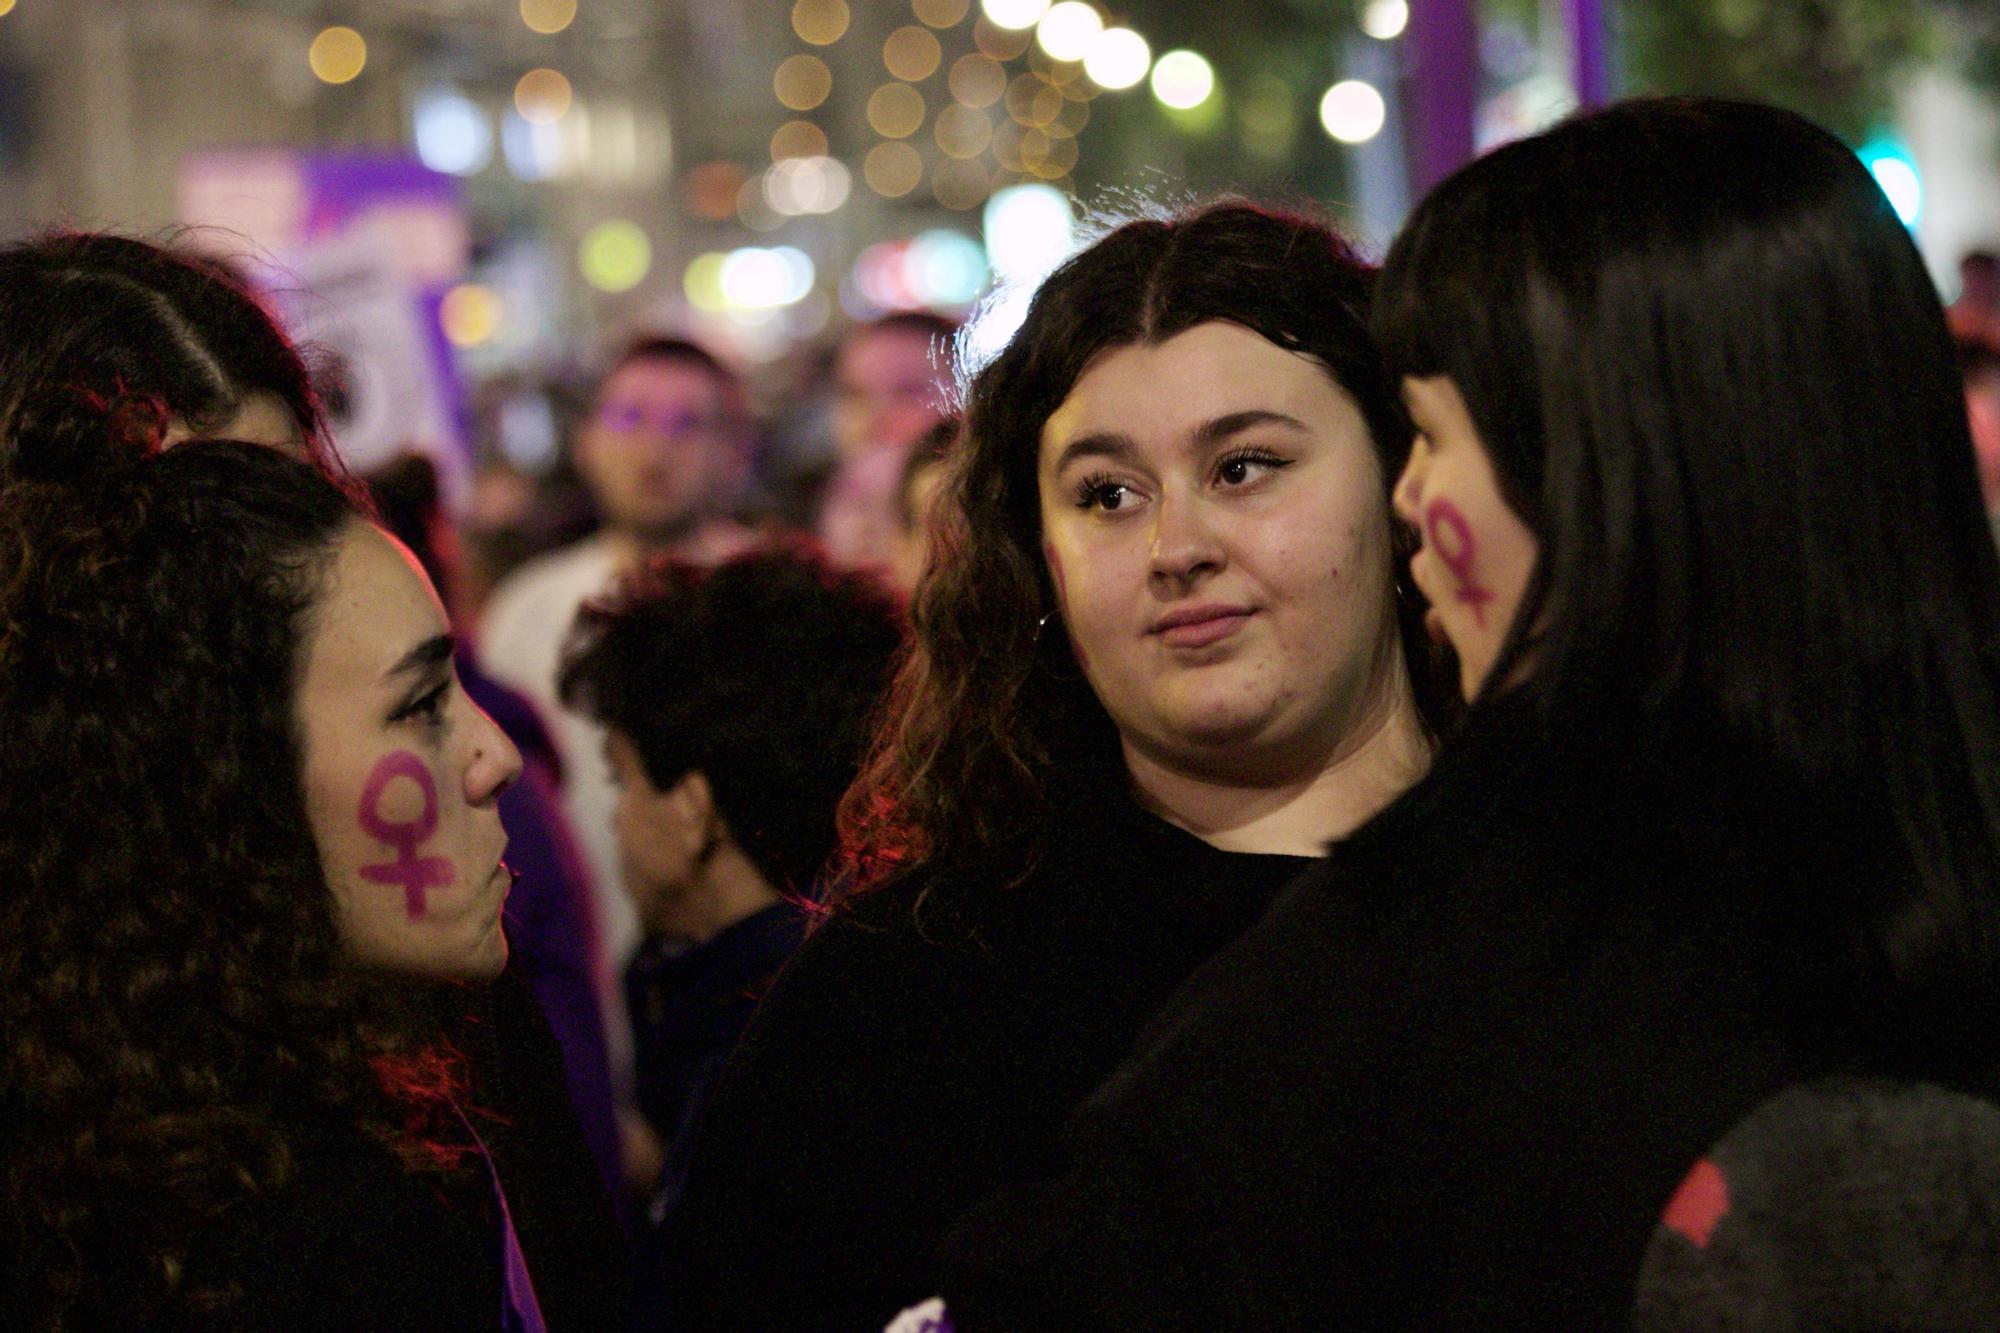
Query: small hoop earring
xmin=1034 ymin=611 xmax=1053 ymax=644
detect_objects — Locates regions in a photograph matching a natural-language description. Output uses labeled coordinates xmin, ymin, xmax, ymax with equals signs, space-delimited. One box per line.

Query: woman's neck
xmin=1122 ymin=667 xmax=1433 ymax=858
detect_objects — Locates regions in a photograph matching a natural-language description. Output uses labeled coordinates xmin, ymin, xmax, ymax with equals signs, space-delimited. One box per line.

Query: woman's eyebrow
xmin=1190 ymin=409 xmax=1309 ymax=448
xmin=1048 ymin=432 xmax=1135 ymax=473
xmin=1049 ymin=410 xmax=1308 ymax=474
xmin=379 ymin=632 xmax=455 ymax=685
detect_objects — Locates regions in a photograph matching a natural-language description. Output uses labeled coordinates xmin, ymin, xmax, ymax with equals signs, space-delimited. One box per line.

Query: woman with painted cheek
xmin=299 ymin=514 xmax=525 ymax=986
xmin=0 ymin=437 xmax=626 ymax=1329
xmin=921 ymin=96 xmax=2000 ymax=1330
xmin=658 ymin=202 xmax=1448 ymax=1331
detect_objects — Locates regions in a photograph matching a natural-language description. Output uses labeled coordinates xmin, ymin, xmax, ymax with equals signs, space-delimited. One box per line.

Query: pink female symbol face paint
xmin=1423 ymin=499 xmax=1495 ymax=627
xmin=356 ymin=750 xmax=456 ymax=920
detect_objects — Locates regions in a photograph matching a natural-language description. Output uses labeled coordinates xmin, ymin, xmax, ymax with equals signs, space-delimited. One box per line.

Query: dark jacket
xmin=654 ymin=795 xmax=1315 ymax=1331
xmin=173 ymin=970 xmax=630 ymax=1331
xmin=935 ymin=706 xmax=1904 ymax=1329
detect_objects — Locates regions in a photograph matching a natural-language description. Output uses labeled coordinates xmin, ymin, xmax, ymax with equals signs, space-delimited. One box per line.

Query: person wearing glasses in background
xmin=479 ymin=337 xmax=759 ymax=1197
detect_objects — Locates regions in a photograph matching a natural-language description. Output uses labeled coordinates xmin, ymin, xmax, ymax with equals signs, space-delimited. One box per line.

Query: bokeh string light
xmin=519 ymin=0 xmax=577 ymax=36
xmin=515 ymin=68 xmax=574 ymax=124
xmin=792 ymin=0 xmax=851 ymax=47
xmin=309 ymin=26 xmax=367 ymax=85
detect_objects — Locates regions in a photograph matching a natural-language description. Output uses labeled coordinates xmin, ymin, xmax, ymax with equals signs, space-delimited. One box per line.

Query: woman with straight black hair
xmin=914 ymin=96 xmax=2000 ymax=1330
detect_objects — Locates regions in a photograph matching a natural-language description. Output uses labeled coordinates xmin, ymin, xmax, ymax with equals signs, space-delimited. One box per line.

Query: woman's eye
xmin=1216 ymin=450 xmax=1287 ymax=487
xmin=1075 ymin=477 xmax=1133 ymax=512
xmin=399 ymin=681 xmax=452 ymax=731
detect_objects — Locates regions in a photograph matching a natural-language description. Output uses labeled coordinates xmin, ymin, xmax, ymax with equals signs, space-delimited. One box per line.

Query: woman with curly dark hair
xmin=0 ymin=425 xmax=550 ymax=1328
xmin=660 ymin=201 xmax=1444 ymax=1328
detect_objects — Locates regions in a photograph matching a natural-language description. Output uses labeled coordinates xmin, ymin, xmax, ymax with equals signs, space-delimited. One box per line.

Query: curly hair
xmin=831 ymin=200 xmax=1443 ymax=905
xmin=558 ymin=542 xmax=906 ymax=897
xmin=0 ymin=231 xmax=333 ymax=478
xmin=0 ymin=433 xmax=462 ymax=1327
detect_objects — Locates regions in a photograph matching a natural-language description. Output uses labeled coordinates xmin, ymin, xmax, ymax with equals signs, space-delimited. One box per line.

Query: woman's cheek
xmin=352 ymin=749 xmax=456 ymax=922
xmin=1043 ymin=539 xmax=1093 ymax=675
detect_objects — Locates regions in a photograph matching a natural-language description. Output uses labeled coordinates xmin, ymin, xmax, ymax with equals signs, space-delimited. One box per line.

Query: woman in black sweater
xmin=658 ymin=203 xmax=1448 ymax=1328
xmin=924 ymin=96 xmax=2000 ymax=1328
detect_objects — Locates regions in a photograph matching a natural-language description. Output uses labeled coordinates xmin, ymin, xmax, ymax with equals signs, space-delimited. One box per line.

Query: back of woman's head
xmin=0 ymin=232 xmax=326 ymax=478
xmin=0 ymin=436 xmax=382 ymax=1320
xmin=1377 ymin=96 xmax=2000 ymax=1074
xmin=837 ymin=201 xmax=1427 ymax=899
xmin=560 ymin=542 xmax=906 ymax=896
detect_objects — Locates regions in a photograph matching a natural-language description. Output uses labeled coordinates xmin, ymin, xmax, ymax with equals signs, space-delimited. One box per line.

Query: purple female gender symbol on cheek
xmin=1424 ymin=499 xmax=1496 ymax=627
xmin=356 ymin=750 xmax=455 ymax=920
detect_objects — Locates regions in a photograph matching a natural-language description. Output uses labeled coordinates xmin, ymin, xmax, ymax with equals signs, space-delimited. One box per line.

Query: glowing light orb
xmin=983 ymin=182 xmax=1074 ymax=283
xmin=579 ymin=220 xmax=652 ymax=293
xmin=981 ymin=0 xmax=1050 ymax=32
xmin=414 ymin=91 xmax=494 ymax=175
xmin=1083 ymin=28 xmax=1149 ymax=91
xmin=1867 ymin=154 xmax=1922 ymax=225
xmin=1036 ymin=2 xmax=1101 ymax=62
xmin=440 ymin=283 xmax=503 ymax=347
xmin=1361 ymin=0 xmax=1409 ymax=40
xmin=520 ymin=0 xmax=577 ymax=35
xmin=792 ymin=0 xmax=851 ymax=45
xmin=775 ymin=55 xmax=834 ymax=111
xmin=865 ymin=141 xmax=924 ymax=197
xmin=1319 ymin=79 xmax=1385 ymax=144
xmin=309 ymin=27 xmax=367 ymax=85
xmin=515 ymin=68 xmax=574 ymax=124
xmin=884 ymin=25 xmax=944 ymax=81
xmin=1150 ymin=50 xmax=1214 ymax=110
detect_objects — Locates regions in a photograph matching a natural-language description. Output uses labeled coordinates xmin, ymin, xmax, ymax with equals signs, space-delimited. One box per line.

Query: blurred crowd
xmin=10 ymin=92 xmax=2000 ymax=1332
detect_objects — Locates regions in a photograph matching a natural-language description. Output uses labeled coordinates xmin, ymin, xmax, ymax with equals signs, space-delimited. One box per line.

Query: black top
xmin=628 ymin=902 xmax=809 ymax=1224
xmin=654 ymin=795 xmax=1314 ymax=1331
xmin=934 ymin=710 xmax=1867 ymax=1329
xmin=171 ymin=969 xmax=629 ymax=1331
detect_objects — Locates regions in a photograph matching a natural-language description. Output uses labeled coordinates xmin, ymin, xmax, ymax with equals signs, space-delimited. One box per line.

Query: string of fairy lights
xmin=281 ymin=0 xmax=1416 ymax=343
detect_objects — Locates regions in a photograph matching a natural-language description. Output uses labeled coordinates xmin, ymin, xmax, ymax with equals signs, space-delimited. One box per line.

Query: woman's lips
xmin=1155 ymin=610 xmax=1252 ymax=649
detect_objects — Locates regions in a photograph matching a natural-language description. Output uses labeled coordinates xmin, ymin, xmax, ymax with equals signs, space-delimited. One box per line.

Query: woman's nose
xmin=1147 ymin=492 xmax=1226 ymax=587
xmin=1392 ymin=444 xmax=1427 ymax=526
xmin=466 ymin=705 xmax=523 ymax=805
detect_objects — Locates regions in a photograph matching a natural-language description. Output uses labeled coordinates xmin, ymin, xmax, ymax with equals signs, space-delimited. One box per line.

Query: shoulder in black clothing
xmin=653 ymin=791 xmax=1314 ymax=1332
xmin=464 ymin=967 xmax=634 ymax=1331
xmin=936 ymin=735 xmax=1846 ymax=1330
xmin=172 ymin=1117 xmax=503 ymax=1332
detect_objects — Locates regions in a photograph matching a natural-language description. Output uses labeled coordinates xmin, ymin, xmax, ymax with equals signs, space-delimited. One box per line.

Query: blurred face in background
xmin=835 ymin=325 xmax=948 ymax=461
xmin=578 ymin=356 xmax=742 ymax=543
xmin=605 ymin=730 xmax=713 ymax=940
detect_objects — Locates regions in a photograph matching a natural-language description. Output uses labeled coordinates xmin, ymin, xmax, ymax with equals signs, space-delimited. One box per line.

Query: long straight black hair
xmin=1376 ymin=96 xmax=2000 ymax=1074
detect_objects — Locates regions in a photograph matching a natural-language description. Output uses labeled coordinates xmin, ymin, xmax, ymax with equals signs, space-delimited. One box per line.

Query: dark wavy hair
xmin=832 ymin=200 xmax=1441 ymax=904
xmin=0 ymin=231 xmax=331 ymax=477
xmin=0 ymin=434 xmax=459 ymax=1326
xmin=1375 ymin=96 xmax=2000 ymax=1074
xmin=559 ymin=543 xmax=905 ymax=897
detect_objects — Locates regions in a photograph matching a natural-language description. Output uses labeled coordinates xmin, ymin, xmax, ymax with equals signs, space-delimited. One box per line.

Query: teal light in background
xmin=1859 ymin=137 xmax=1921 ymax=227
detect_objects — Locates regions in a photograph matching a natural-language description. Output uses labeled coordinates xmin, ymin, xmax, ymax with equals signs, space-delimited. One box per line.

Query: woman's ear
xmin=668 ymin=769 xmax=725 ymax=861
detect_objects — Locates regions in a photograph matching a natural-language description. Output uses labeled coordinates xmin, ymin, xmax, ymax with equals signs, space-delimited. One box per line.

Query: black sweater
xmin=172 ymin=969 xmax=629 ymax=1331
xmin=936 ymin=715 xmax=1867 ymax=1329
xmin=655 ymin=795 xmax=1314 ymax=1331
